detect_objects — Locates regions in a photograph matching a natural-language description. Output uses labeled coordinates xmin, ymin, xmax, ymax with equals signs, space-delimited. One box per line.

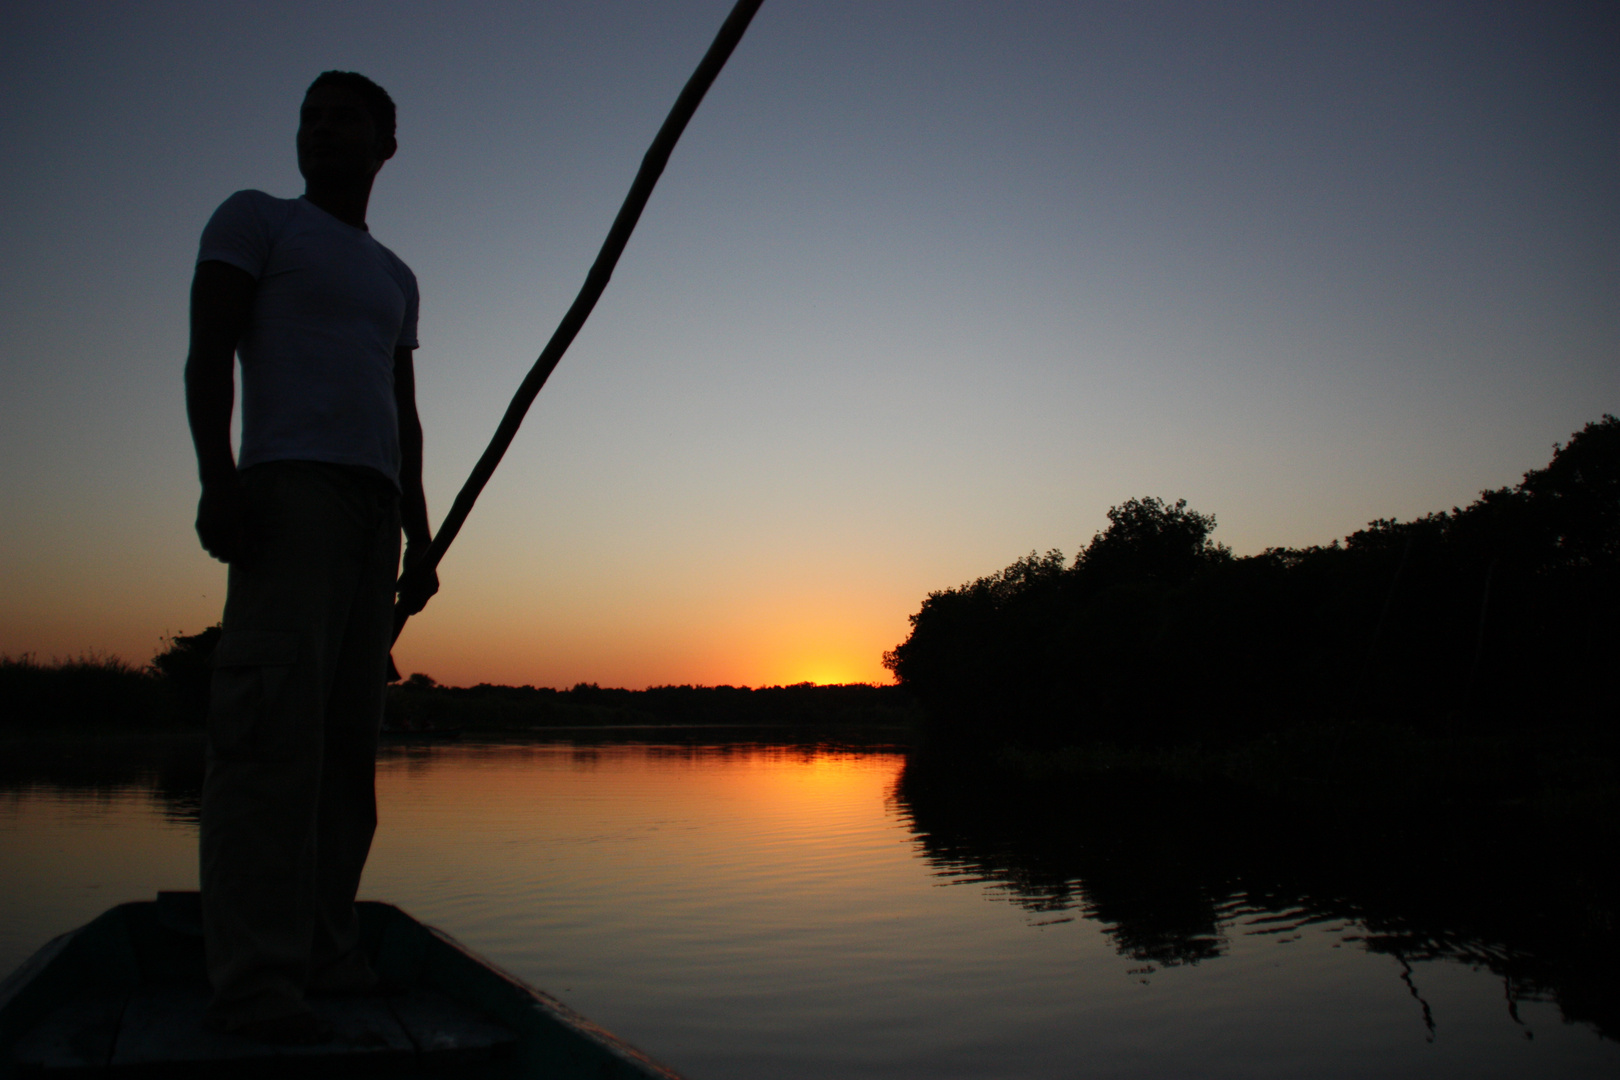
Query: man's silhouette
xmin=185 ymin=70 xmax=436 ymax=1042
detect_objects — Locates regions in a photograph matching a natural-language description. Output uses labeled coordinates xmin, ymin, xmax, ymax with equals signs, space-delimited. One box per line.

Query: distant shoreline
xmin=0 ymin=653 xmax=920 ymax=735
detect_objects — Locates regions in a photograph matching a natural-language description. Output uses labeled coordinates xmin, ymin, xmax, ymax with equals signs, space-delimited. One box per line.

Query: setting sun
xmin=769 ymin=654 xmax=890 ymax=688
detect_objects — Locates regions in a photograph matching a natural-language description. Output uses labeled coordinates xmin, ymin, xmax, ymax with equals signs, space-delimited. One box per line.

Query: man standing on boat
xmin=184 ymin=70 xmax=437 ymax=1042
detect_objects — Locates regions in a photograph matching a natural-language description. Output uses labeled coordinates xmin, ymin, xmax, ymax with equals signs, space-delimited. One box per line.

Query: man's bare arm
xmin=394 ymin=344 xmax=438 ymax=615
xmin=185 ymin=260 xmax=256 ymax=563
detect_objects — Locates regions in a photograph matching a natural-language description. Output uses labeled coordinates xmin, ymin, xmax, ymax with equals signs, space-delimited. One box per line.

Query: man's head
xmin=297 ymin=71 xmax=397 ymax=187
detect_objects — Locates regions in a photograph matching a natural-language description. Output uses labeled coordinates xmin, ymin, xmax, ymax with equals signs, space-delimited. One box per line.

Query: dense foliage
xmin=885 ymin=416 xmax=1620 ymax=747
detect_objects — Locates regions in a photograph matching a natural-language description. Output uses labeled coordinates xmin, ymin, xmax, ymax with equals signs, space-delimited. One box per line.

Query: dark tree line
xmin=885 ymin=416 xmax=1620 ymax=748
xmin=386 ymin=676 xmax=912 ymax=732
xmin=3 ymin=628 xmax=913 ymax=732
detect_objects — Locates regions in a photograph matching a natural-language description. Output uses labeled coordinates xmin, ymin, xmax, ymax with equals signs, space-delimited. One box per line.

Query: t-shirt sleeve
xmin=197 ymin=190 xmax=274 ymax=278
xmin=397 ymin=270 xmax=420 ymax=352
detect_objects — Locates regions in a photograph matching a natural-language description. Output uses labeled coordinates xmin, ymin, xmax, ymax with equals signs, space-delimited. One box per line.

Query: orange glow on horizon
xmin=756 ymin=647 xmax=886 ymax=688
xmin=388 ymin=592 xmax=906 ymax=690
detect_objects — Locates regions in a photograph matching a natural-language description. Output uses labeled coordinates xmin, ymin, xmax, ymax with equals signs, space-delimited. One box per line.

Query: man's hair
xmin=306 ymin=71 xmax=396 ymax=141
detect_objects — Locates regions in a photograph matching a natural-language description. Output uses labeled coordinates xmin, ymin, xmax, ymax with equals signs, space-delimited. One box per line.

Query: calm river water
xmin=2 ymin=732 xmax=1615 ymax=1078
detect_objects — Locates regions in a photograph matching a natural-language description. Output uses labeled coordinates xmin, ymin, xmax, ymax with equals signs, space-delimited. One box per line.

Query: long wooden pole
xmin=392 ymin=0 xmax=766 ymax=647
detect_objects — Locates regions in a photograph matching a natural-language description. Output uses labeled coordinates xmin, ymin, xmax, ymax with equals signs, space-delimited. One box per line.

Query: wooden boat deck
xmin=1 ymin=893 xmax=682 ymax=1079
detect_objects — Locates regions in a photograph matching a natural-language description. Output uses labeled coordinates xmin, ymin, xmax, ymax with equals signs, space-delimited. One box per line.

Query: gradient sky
xmin=2 ymin=1 xmax=1615 ymax=688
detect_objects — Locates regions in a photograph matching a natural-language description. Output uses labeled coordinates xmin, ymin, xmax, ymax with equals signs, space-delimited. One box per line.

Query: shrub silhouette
xmin=0 ymin=653 xmax=164 ymax=728
xmin=150 ymin=625 xmax=221 ymax=726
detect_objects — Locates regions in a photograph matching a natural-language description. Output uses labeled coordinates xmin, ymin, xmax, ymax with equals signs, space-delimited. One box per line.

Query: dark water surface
xmin=1 ymin=732 xmax=1614 ymax=1078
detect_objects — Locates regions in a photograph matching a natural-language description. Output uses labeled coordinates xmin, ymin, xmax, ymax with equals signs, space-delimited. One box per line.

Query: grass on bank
xmin=0 ymin=652 xmax=173 ymax=730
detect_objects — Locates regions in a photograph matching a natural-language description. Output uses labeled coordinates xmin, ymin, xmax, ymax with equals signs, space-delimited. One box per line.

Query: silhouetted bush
xmin=0 ymin=653 xmax=167 ymax=728
xmin=0 ymin=628 xmax=226 ymax=730
xmin=887 ymin=416 xmax=1620 ymax=748
xmin=149 ymin=625 xmax=221 ymax=726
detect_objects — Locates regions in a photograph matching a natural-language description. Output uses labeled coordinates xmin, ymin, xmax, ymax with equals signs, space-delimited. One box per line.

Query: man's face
xmin=297 ymin=84 xmax=394 ymax=186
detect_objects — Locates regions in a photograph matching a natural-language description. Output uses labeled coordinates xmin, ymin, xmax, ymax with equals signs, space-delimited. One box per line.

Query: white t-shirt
xmin=197 ymin=190 xmax=420 ymax=488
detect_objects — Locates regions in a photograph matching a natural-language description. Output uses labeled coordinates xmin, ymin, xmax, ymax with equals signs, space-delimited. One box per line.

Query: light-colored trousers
xmin=200 ymin=460 xmax=399 ymax=1025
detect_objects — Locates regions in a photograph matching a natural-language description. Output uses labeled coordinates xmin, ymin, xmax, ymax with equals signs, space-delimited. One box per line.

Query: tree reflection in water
xmin=0 ymin=734 xmax=205 ymax=823
xmin=892 ymin=749 xmax=1618 ymax=1044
